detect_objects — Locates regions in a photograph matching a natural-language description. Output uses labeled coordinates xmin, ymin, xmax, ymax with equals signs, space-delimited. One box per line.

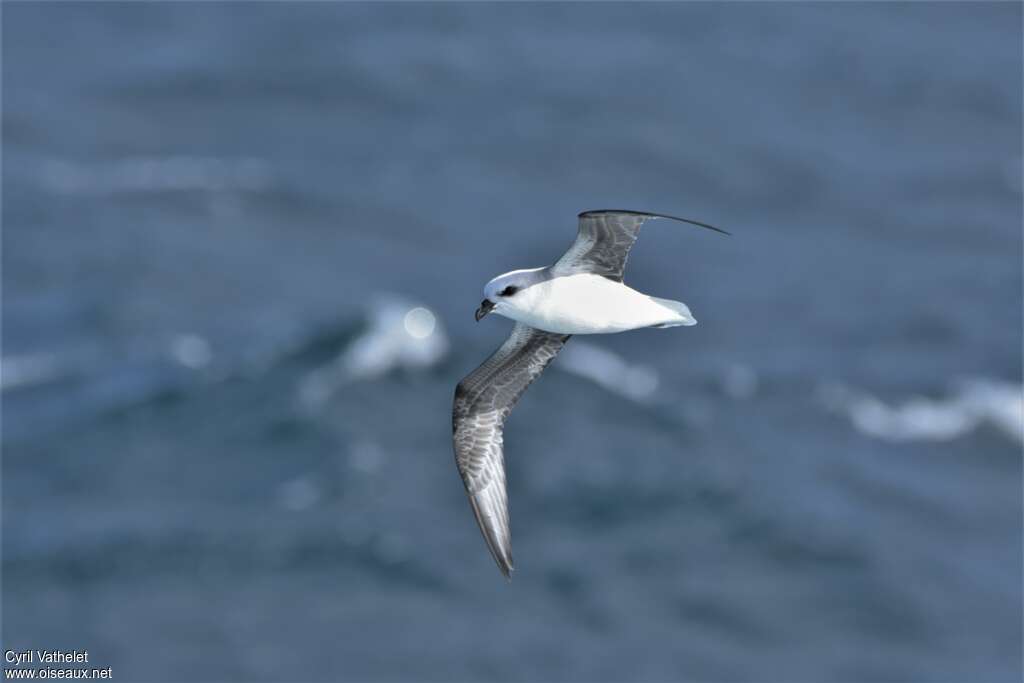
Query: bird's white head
xmin=475 ymin=267 xmax=548 ymax=322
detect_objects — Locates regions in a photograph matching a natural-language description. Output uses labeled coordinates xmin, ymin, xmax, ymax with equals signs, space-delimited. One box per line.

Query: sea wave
xmin=819 ymin=377 xmax=1023 ymax=444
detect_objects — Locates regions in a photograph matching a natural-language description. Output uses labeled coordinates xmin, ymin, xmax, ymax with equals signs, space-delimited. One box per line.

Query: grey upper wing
xmin=552 ymin=210 xmax=729 ymax=282
xmin=452 ymin=323 xmax=571 ymax=578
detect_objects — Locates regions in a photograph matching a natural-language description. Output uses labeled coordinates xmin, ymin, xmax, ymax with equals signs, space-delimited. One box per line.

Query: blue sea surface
xmin=2 ymin=3 xmax=1022 ymax=682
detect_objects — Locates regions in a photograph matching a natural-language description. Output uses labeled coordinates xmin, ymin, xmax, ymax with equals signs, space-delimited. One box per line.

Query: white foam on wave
xmin=299 ymin=295 xmax=449 ymax=409
xmin=820 ymin=377 xmax=1023 ymax=444
xmin=557 ymin=340 xmax=659 ymax=402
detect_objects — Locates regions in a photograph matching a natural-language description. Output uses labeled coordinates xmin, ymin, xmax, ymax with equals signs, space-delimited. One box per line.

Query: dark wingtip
xmin=579 ymin=209 xmax=732 ymax=236
xmin=494 ymin=544 xmax=514 ymax=580
xmin=499 ymin=558 xmax=514 ymax=581
xmin=468 ymin=493 xmax=515 ymax=581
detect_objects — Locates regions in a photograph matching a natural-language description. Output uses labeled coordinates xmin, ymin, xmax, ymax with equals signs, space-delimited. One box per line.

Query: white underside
xmin=492 ymin=273 xmax=696 ymax=335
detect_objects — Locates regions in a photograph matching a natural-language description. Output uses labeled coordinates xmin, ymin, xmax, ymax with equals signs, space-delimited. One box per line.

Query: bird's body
xmin=452 ymin=210 xmax=728 ymax=578
xmin=492 ymin=272 xmax=696 ymax=335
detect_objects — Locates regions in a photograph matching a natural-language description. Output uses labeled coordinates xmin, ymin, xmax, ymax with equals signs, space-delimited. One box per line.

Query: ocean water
xmin=2 ymin=3 xmax=1021 ymax=682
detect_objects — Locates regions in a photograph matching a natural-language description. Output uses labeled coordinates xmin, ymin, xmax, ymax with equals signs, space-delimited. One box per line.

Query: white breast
xmin=497 ymin=274 xmax=688 ymax=335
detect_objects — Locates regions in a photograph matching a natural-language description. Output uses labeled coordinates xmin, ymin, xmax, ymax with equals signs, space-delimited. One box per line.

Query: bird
xmin=452 ymin=209 xmax=729 ymax=578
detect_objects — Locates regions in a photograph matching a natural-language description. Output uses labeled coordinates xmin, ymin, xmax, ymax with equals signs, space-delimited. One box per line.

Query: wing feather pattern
xmin=552 ymin=209 xmax=729 ymax=282
xmin=453 ymin=323 xmax=571 ymax=577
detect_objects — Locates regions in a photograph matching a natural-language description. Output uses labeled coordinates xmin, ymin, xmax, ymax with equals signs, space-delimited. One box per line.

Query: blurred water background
xmin=2 ymin=3 xmax=1022 ymax=682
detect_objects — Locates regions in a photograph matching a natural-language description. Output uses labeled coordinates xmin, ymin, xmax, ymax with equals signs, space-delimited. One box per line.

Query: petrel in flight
xmin=452 ymin=210 xmax=729 ymax=577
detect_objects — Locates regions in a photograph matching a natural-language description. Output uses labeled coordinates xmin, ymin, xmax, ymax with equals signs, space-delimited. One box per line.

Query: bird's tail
xmin=649 ymin=297 xmax=697 ymax=328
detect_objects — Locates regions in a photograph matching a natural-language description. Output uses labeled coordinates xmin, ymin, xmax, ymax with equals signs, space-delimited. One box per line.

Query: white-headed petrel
xmin=453 ymin=210 xmax=729 ymax=578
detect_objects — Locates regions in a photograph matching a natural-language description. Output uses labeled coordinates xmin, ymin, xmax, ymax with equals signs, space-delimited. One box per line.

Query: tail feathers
xmin=650 ymin=297 xmax=697 ymax=328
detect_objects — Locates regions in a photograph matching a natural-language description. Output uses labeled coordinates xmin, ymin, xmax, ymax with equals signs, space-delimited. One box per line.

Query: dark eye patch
xmin=499 ymin=286 xmax=519 ymax=297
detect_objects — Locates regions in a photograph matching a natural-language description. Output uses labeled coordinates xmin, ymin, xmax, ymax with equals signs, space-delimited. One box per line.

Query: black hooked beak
xmin=475 ymin=299 xmax=495 ymax=322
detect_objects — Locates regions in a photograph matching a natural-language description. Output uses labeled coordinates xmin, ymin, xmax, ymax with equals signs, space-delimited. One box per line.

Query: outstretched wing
xmin=552 ymin=209 xmax=729 ymax=282
xmin=453 ymin=323 xmax=571 ymax=577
